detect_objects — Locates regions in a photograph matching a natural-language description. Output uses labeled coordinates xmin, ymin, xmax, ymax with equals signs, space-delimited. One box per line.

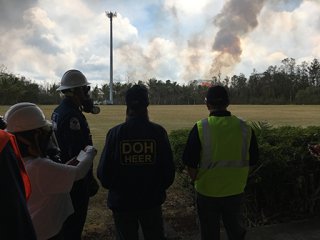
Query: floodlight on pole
xmin=106 ymin=11 xmax=117 ymax=104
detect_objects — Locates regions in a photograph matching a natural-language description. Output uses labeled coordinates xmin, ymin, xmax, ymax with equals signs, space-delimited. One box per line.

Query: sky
xmin=0 ymin=0 xmax=320 ymax=87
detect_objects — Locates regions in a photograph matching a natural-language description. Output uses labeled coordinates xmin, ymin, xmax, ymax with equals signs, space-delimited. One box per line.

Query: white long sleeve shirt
xmin=24 ymin=148 xmax=95 ymax=240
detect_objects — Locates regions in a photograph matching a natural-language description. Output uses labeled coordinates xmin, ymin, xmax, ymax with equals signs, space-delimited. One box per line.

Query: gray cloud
xmin=0 ymin=0 xmax=37 ymax=28
xmin=0 ymin=0 xmax=319 ymax=85
xmin=25 ymin=31 xmax=62 ymax=54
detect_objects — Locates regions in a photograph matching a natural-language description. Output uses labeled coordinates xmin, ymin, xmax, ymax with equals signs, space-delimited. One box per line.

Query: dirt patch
xmin=83 ymin=175 xmax=198 ymax=239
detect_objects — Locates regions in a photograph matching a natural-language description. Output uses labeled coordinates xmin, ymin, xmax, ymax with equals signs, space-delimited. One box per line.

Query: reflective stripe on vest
xmin=200 ymin=118 xmax=249 ymax=169
xmin=195 ymin=116 xmax=251 ymax=197
xmin=0 ymin=130 xmax=32 ymax=200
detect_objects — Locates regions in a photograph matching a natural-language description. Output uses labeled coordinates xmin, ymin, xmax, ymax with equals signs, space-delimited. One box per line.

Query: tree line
xmin=1 ymin=57 xmax=320 ymax=105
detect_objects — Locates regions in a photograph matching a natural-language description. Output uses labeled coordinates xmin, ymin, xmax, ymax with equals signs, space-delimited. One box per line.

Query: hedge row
xmin=168 ymin=124 xmax=320 ymax=226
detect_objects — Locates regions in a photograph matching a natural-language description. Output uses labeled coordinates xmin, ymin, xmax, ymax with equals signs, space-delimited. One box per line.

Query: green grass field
xmin=1 ymin=104 xmax=320 ymax=239
xmin=2 ymin=104 xmax=319 ymax=150
xmin=2 ymin=104 xmax=320 ymax=175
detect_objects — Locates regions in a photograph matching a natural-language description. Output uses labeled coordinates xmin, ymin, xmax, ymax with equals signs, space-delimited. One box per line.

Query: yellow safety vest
xmin=195 ymin=115 xmax=251 ymax=197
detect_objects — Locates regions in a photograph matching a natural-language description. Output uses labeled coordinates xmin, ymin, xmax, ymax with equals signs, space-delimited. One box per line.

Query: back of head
xmin=206 ymin=85 xmax=229 ymax=107
xmin=125 ymin=85 xmax=149 ymax=110
xmin=57 ymin=69 xmax=90 ymax=92
xmin=4 ymin=102 xmax=50 ymax=133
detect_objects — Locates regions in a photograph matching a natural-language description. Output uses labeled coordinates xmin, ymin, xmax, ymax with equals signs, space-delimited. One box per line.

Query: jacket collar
xmin=209 ymin=110 xmax=231 ymax=117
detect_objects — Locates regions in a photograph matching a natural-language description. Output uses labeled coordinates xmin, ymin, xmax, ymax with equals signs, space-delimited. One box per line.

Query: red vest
xmin=0 ymin=130 xmax=31 ymax=200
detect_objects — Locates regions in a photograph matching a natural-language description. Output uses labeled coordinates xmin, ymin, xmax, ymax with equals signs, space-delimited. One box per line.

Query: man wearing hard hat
xmin=51 ymin=69 xmax=100 ymax=240
xmin=183 ymin=85 xmax=259 ymax=240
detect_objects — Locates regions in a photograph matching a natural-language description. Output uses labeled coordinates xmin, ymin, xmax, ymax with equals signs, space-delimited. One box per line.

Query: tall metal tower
xmin=106 ymin=11 xmax=117 ymax=104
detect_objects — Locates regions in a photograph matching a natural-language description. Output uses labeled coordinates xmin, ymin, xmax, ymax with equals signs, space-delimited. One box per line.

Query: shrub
xmin=169 ymin=129 xmax=190 ymax=172
xmin=169 ymin=125 xmax=320 ymax=226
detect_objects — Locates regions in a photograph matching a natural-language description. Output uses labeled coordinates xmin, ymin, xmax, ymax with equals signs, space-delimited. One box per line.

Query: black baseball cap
xmin=125 ymin=85 xmax=149 ymax=108
xmin=206 ymin=85 xmax=229 ymax=106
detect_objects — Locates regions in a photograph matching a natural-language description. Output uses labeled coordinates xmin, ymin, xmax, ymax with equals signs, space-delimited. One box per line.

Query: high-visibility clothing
xmin=195 ymin=115 xmax=251 ymax=197
xmin=0 ymin=130 xmax=31 ymax=200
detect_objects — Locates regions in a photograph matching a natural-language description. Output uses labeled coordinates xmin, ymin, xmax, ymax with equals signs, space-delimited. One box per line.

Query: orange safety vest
xmin=0 ymin=130 xmax=31 ymax=200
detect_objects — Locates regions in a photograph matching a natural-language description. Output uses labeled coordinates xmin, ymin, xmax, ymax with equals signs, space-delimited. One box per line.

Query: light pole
xmin=106 ymin=11 xmax=117 ymax=104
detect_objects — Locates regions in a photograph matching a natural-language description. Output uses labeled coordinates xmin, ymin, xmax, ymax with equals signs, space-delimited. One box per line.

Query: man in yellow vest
xmin=183 ymin=85 xmax=259 ymax=240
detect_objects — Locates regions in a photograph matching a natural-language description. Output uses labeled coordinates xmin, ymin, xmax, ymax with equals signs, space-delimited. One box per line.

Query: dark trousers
xmin=196 ymin=192 xmax=246 ymax=240
xmin=61 ymin=179 xmax=90 ymax=240
xmin=112 ymin=206 xmax=165 ymax=240
xmin=48 ymin=231 xmax=64 ymax=240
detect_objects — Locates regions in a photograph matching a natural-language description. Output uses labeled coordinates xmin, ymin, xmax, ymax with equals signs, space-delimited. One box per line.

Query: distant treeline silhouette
xmin=1 ymin=57 xmax=320 ymax=105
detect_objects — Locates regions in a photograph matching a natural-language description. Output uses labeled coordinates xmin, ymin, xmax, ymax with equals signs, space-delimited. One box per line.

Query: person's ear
xmin=206 ymin=103 xmax=214 ymax=111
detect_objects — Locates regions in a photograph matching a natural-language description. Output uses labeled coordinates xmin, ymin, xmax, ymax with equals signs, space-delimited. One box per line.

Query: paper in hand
xmin=77 ymin=150 xmax=87 ymax=162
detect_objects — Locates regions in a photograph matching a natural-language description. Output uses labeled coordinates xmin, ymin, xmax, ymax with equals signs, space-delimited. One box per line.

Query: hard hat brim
xmin=56 ymin=82 xmax=91 ymax=91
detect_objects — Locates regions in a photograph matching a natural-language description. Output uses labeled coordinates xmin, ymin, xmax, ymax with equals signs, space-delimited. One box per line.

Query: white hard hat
xmin=4 ymin=102 xmax=51 ymax=133
xmin=57 ymin=69 xmax=90 ymax=91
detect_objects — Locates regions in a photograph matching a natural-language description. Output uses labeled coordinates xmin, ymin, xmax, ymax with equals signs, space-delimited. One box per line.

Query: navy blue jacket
xmin=51 ymin=97 xmax=94 ymax=203
xmin=97 ymin=116 xmax=175 ymax=211
xmin=51 ymin=97 xmax=92 ymax=163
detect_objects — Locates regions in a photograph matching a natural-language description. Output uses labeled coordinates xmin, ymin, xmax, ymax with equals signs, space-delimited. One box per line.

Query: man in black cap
xmin=97 ymin=84 xmax=175 ymax=240
xmin=183 ymin=85 xmax=259 ymax=240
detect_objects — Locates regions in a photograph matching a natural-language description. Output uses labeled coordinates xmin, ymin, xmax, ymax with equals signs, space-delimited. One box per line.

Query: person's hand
xmin=84 ymin=145 xmax=97 ymax=155
xmin=308 ymin=144 xmax=320 ymax=158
